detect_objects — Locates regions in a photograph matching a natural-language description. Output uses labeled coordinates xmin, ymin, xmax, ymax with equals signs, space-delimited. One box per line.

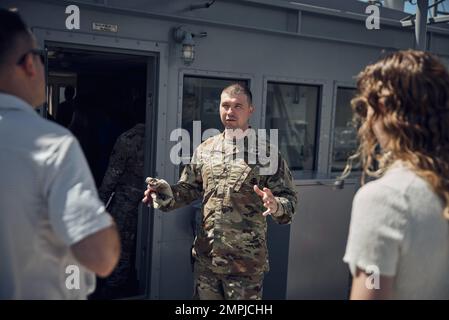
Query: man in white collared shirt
xmin=0 ymin=9 xmax=120 ymax=299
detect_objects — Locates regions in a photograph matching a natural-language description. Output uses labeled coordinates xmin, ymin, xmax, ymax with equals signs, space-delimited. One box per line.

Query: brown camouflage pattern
xmin=158 ymin=131 xmax=298 ymax=276
xmin=193 ymin=261 xmax=264 ymax=300
xmin=96 ymin=123 xmax=145 ymax=298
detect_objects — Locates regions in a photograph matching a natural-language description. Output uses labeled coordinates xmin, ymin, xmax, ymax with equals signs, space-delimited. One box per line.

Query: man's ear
xmin=249 ymin=105 xmax=255 ymax=114
xmin=21 ymin=53 xmax=38 ymax=77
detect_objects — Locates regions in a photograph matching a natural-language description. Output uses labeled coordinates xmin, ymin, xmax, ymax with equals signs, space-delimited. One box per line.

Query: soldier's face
xmin=219 ymin=92 xmax=254 ymax=131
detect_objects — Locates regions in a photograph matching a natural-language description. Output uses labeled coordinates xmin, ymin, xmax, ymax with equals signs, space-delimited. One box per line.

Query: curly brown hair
xmin=350 ymin=49 xmax=449 ymax=219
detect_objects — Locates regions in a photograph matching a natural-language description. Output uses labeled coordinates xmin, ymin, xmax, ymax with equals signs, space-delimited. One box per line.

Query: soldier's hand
xmin=142 ymin=177 xmax=174 ymax=209
xmin=254 ymin=185 xmax=278 ymax=216
xmin=142 ymin=184 xmax=156 ymax=205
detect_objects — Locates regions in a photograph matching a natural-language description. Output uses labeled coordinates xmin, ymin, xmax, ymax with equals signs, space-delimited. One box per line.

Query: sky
xmin=359 ymin=0 xmax=449 ymax=14
xmin=404 ymin=1 xmax=415 ymax=13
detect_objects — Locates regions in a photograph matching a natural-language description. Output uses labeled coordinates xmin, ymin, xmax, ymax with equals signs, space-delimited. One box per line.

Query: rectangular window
xmin=265 ymin=82 xmax=320 ymax=172
xmin=331 ymin=87 xmax=358 ymax=172
xmin=182 ymin=75 xmax=249 ymax=141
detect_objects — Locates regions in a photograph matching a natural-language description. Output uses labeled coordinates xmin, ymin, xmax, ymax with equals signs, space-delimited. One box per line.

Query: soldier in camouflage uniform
xmin=143 ymin=84 xmax=298 ymax=300
xmin=95 ymin=122 xmax=145 ymax=299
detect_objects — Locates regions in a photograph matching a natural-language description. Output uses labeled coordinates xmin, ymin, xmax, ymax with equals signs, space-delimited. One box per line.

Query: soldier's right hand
xmin=142 ymin=177 xmax=174 ymax=209
xmin=142 ymin=185 xmax=155 ymax=205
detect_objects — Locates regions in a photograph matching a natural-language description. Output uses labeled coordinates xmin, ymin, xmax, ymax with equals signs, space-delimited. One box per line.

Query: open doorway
xmin=46 ymin=44 xmax=153 ymax=299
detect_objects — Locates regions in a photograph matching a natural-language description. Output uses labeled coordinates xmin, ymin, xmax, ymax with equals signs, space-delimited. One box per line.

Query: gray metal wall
xmin=4 ymin=0 xmax=449 ymax=299
xmin=286 ymin=180 xmax=358 ymax=299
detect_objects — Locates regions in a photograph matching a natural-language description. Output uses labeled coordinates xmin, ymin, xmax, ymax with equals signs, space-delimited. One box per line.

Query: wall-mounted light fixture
xmin=173 ymin=27 xmax=207 ymax=65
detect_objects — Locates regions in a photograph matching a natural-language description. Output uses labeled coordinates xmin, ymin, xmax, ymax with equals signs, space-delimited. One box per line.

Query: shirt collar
xmin=223 ymin=126 xmax=253 ymax=141
xmin=0 ymin=92 xmax=38 ymax=116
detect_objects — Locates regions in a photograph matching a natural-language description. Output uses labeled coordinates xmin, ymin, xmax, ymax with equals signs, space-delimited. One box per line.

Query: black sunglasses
xmin=16 ymin=48 xmax=46 ymax=66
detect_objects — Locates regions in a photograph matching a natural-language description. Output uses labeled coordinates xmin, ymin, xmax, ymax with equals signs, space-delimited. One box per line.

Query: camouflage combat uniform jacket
xmin=97 ymin=123 xmax=145 ymax=294
xmin=159 ymin=131 xmax=298 ymax=276
xmin=99 ymin=123 xmax=145 ymax=220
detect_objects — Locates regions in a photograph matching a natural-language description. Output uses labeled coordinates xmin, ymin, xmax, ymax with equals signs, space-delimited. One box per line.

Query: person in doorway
xmin=142 ymin=83 xmax=298 ymax=300
xmin=343 ymin=50 xmax=449 ymax=299
xmin=94 ymin=102 xmax=146 ymax=299
xmin=0 ymin=9 xmax=120 ymax=299
xmin=56 ymin=85 xmax=76 ymax=127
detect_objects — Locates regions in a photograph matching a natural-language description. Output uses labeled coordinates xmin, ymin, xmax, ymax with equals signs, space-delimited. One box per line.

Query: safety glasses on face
xmin=16 ymin=48 xmax=46 ymax=66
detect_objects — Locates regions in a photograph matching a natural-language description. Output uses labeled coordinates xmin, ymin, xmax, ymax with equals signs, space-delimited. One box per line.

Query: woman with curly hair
xmin=343 ymin=50 xmax=449 ymax=299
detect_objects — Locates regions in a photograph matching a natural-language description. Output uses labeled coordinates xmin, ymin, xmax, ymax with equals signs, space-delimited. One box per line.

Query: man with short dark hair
xmin=143 ymin=83 xmax=298 ymax=300
xmin=0 ymin=9 xmax=120 ymax=299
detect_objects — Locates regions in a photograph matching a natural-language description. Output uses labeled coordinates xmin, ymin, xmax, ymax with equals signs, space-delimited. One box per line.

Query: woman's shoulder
xmin=353 ymin=162 xmax=439 ymax=217
xmin=359 ymin=162 xmax=424 ymax=192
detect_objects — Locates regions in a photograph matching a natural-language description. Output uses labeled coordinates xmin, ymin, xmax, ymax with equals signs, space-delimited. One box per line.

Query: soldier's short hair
xmin=0 ymin=9 xmax=32 ymax=68
xmin=222 ymin=83 xmax=253 ymax=106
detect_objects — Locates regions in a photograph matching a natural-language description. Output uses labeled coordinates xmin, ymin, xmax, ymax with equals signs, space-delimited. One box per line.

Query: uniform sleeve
xmin=265 ymin=155 xmax=298 ymax=225
xmin=98 ymin=135 xmax=128 ymax=203
xmin=44 ymin=135 xmax=113 ymax=246
xmin=159 ymin=148 xmax=204 ymax=212
xmin=343 ymin=183 xmax=409 ymax=277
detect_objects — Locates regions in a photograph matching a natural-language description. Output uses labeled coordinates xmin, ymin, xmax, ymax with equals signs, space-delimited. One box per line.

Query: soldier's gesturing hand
xmin=142 ymin=182 xmax=156 ymax=205
xmin=254 ymin=185 xmax=278 ymax=216
xmin=142 ymin=177 xmax=174 ymax=209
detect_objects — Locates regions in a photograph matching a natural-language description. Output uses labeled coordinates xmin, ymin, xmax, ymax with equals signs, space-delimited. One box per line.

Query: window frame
xmin=178 ymin=69 xmax=256 ymax=133
xmin=262 ymin=76 xmax=326 ymax=180
xmin=177 ymin=69 xmax=255 ymax=178
xmin=329 ymin=81 xmax=362 ymax=178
